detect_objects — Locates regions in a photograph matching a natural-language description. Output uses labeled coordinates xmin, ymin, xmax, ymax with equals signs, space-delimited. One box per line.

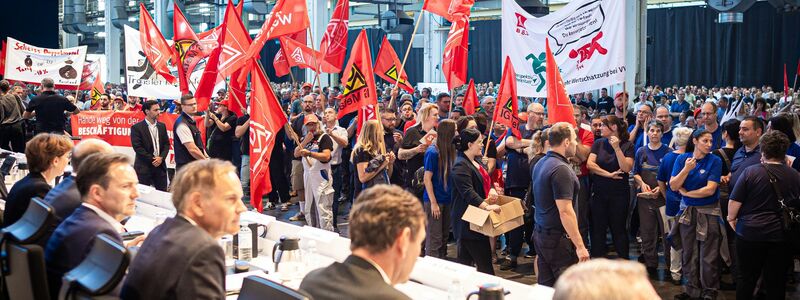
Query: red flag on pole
xmin=784 ymin=63 xmax=790 ymax=98
xmin=228 ymin=67 xmax=247 ymax=117
xmin=89 ymin=75 xmax=105 ymax=110
xmin=216 ymin=1 xmax=253 ymax=78
xmin=249 ymin=64 xmax=288 ymax=212
xmin=245 ymin=0 xmax=311 ymax=62
xmin=172 ymin=3 xmax=203 ymax=94
xmin=235 ymin=0 xmax=244 ymax=16
xmin=78 ymin=60 xmax=101 ymax=90
xmin=318 ymin=0 xmax=349 ymax=73
xmin=545 ymin=39 xmax=576 ymax=127
xmin=337 ymin=30 xmax=378 ymax=119
xmin=0 ymin=40 xmax=5 ymax=76
xmin=273 ymin=30 xmax=306 ymax=78
xmin=423 ymin=0 xmax=475 ymax=22
xmin=139 ymin=3 xmax=176 ymax=83
xmin=278 ymin=36 xmax=335 ymax=72
xmin=194 ymin=22 xmax=227 ymax=112
xmin=442 ymin=14 xmax=470 ymax=90
xmin=492 ymin=56 xmax=521 ymax=138
xmin=374 ymin=37 xmax=414 ymax=93
xmin=463 ymin=79 xmax=479 ymax=115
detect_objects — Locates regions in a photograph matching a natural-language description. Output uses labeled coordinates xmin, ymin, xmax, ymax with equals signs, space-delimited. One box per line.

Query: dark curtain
xmin=647 ymin=2 xmax=800 ymax=89
xmin=467 ymin=19 xmax=503 ymax=84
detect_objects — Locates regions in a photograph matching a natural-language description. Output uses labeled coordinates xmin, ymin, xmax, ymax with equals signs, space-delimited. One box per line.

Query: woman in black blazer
xmin=450 ymin=128 xmax=501 ymax=275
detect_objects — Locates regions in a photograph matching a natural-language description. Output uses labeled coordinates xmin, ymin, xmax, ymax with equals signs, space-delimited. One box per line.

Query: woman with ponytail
xmin=423 ymin=119 xmax=457 ymax=258
xmin=450 ymin=128 xmax=501 ymax=275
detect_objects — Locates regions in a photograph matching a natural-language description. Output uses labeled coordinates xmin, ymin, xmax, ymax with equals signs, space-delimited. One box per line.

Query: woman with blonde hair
xmin=352 ymin=119 xmax=395 ymax=198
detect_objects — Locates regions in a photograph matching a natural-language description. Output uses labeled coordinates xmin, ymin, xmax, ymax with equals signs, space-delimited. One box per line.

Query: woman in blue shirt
xmin=669 ymin=129 xmax=724 ymax=300
xmin=587 ymin=115 xmax=634 ymax=259
xmin=632 ymin=120 xmax=671 ymax=277
xmin=423 ymin=119 xmax=456 ymax=258
xmin=657 ymin=126 xmax=694 ymax=285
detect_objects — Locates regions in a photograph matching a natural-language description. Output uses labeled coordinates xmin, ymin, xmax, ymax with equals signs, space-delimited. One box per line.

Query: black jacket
xmin=130 ymin=119 xmax=170 ymax=170
xmin=450 ymin=153 xmax=489 ymax=242
xmin=2 ymin=172 xmax=51 ymax=227
xmin=299 ymin=255 xmax=411 ymax=300
xmin=121 ymin=216 xmax=225 ymax=300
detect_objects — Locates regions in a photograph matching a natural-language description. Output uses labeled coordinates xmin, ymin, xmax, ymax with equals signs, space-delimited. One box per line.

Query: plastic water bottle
xmin=447 ymin=278 xmax=462 ymax=300
xmin=238 ymin=226 xmax=253 ymax=261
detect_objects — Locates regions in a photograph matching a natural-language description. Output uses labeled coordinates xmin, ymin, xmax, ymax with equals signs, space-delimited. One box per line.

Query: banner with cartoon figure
xmin=124 ymin=25 xmax=223 ymax=99
xmin=3 ymin=37 xmax=87 ymax=86
xmin=502 ymin=0 xmax=625 ymax=97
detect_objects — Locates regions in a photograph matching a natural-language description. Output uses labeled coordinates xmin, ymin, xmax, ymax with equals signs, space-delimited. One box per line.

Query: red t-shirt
xmin=126 ymin=104 xmax=142 ymax=112
xmin=578 ymin=125 xmax=595 ymax=177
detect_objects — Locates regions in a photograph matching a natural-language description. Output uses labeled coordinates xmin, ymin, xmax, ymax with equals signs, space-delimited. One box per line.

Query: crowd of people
xmin=1 ymin=76 xmax=799 ymax=299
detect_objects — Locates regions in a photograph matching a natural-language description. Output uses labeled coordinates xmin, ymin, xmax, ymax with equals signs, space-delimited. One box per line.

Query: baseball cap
xmin=218 ymin=99 xmax=230 ymax=107
xmin=303 ymin=114 xmax=320 ymax=125
xmin=302 ymin=83 xmax=312 ymax=89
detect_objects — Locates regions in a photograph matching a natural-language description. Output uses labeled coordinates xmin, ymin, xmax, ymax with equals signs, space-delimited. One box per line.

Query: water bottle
xmin=305 ymin=240 xmax=318 ymax=269
xmin=238 ymin=226 xmax=253 ymax=261
xmin=447 ymin=278 xmax=462 ymax=300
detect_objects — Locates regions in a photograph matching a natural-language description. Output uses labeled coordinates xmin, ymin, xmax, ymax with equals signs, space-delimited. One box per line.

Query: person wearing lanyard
xmin=657 ymin=127 xmax=693 ymax=285
xmin=670 ymin=129 xmax=724 ymax=300
xmin=450 ymin=128 xmax=501 ymax=275
xmin=586 ymin=115 xmax=634 ymax=259
xmin=632 ymin=120 xmax=671 ymax=278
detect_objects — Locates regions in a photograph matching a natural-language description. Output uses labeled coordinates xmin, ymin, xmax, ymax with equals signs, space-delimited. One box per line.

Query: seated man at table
xmin=121 ymin=159 xmax=246 ymax=300
xmin=299 ymin=184 xmax=426 ymax=300
xmin=45 ymin=153 xmax=140 ymax=296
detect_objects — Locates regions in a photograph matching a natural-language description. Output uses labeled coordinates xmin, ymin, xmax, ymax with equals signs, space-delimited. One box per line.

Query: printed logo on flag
xmin=515 ymin=13 xmax=529 ymax=36
xmin=249 ymin=120 xmax=274 ymax=175
xmin=498 ymin=97 xmax=520 ymax=129
xmin=343 ymin=65 xmax=367 ymax=95
xmin=290 ymin=47 xmax=307 ymax=64
xmin=384 ymin=65 xmax=407 ymax=85
xmin=524 ymin=52 xmax=547 ymax=93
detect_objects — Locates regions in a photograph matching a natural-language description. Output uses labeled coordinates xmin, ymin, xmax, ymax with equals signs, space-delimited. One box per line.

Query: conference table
xmin=126 ymin=185 xmax=555 ymax=300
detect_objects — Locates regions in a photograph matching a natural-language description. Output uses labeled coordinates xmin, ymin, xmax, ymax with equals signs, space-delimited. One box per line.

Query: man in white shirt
xmin=322 ymin=107 xmax=348 ymax=231
xmin=45 ymin=153 xmax=141 ymax=296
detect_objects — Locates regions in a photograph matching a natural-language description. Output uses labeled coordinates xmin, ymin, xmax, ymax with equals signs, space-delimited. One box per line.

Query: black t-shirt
xmin=26 ymin=91 xmax=77 ymax=133
xmin=596 ymin=96 xmax=614 ymax=113
xmin=210 ymin=113 xmax=237 ymax=145
xmin=310 ymin=134 xmax=334 ymax=154
xmin=730 ymin=164 xmax=800 ymax=242
xmin=506 ymin=126 xmax=537 ymax=188
xmin=353 ymin=147 xmax=389 ymax=187
xmin=237 ymin=114 xmax=250 ymax=154
xmin=401 ymin=125 xmax=427 ymax=187
xmin=590 ymin=138 xmax=635 ymax=195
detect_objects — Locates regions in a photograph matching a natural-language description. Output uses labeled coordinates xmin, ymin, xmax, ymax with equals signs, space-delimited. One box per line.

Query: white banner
xmin=124 ymin=25 xmax=223 ymax=99
xmin=3 ymin=37 xmax=87 ymax=86
xmin=502 ymin=0 xmax=626 ymax=97
xmin=417 ymin=82 xmax=449 ymax=96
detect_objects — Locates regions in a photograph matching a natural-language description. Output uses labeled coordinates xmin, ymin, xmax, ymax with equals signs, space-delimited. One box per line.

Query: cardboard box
xmin=461 ymin=195 xmax=525 ymax=237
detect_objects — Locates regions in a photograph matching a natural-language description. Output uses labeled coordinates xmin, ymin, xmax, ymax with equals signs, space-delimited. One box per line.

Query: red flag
xmin=228 ymin=67 xmax=247 ymax=117
xmin=278 ymin=36 xmax=335 ymax=72
xmin=235 ymin=0 xmax=244 ymax=16
xmin=318 ymin=0 xmax=349 ymax=73
xmin=442 ymin=15 xmax=470 ymax=90
xmin=172 ymin=3 xmax=204 ymax=94
xmin=374 ymin=37 xmax=414 ymax=93
xmin=89 ymin=75 xmax=105 ymax=110
xmin=194 ymin=21 xmax=227 ymax=112
xmin=249 ymin=64 xmax=288 ymax=212
xmin=423 ymin=0 xmax=474 ymax=22
xmin=246 ymin=0 xmax=311 ymax=62
xmin=785 ymin=64 xmax=790 ymax=98
xmin=338 ymin=30 xmax=378 ymax=119
xmin=492 ymin=56 xmax=520 ymax=138
xmin=545 ymin=39 xmax=576 ymax=127
xmin=139 ymin=3 xmax=176 ymax=83
xmin=273 ymin=30 xmax=306 ymax=78
xmin=78 ymin=60 xmax=101 ymax=90
xmin=463 ymin=79 xmax=479 ymax=115
xmin=216 ymin=1 xmax=252 ymax=78
xmin=0 ymin=40 xmax=5 ymax=76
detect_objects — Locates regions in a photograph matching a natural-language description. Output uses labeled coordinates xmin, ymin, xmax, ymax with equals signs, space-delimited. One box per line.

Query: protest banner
xmin=3 ymin=37 xmax=87 ymax=87
xmin=123 ymin=25 xmax=223 ymax=99
xmin=502 ymin=0 xmax=626 ymax=97
xmin=71 ymin=111 xmax=206 ymax=168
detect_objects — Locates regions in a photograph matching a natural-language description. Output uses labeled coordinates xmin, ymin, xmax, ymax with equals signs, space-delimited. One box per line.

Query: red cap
xmin=218 ymin=99 xmax=230 ymax=107
xmin=302 ymin=83 xmax=312 ymax=89
xmin=303 ymin=114 xmax=320 ymax=125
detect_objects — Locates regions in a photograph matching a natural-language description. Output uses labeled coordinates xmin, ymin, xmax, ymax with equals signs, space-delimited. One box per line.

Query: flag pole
xmin=483 ymin=118 xmax=495 ymax=158
xmin=389 ymin=10 xmax=425 ymax=110
xmin=448 ymin=87 xmax=456 ymax=119
xmin=307 ymin=29 xmax=323 ymax=92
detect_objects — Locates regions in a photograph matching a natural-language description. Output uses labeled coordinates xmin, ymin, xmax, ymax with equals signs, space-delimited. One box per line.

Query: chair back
xmin=58 ymin=234 xmax=129 ymax=300
xmin=238 ymin=276 xmax=312 ymax=300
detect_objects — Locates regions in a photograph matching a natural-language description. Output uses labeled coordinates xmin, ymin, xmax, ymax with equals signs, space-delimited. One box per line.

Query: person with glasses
xmin=628 ymin=103 xmax=653 ymax=150
xmin=698 ymin=102 xmax=724 ymax=151
xmin=173 ymin=94 xmax=208 ymax=171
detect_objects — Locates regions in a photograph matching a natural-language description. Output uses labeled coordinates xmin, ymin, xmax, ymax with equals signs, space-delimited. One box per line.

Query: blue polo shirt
xmin=532 ymin=151 xmax=580 ymax=231
xmin=699 ymin=125 xmax=724 ymax=150
xmin=658 ymin=151 xmax=682 ymax=216
xmin=671 ymin=153 xmax=722 ymax=207
xmin=633 ymin=144 xmax=671 ymax=175
xmin=422 ymin=146 xmax=452 ymax=204
xmin=670 ymin=100 xmax=690 ymax=114
xmin=628 ymin=124 xmax=645 ymax=150
xmin=661 ymin=128 xmax=674 ymax=149
xmin=729 ymin=145 xmax=761 ymax=192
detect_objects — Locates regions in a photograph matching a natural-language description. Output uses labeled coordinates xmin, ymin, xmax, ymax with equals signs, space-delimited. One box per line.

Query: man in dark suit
xmin=121 ymin=159 xmax=246 ymax=300
xmin=43 ymin=139 xmax=114 ymax=239
xmin=299 ymin=185 xmax=425 ymax=300
xmin=130 ymin=100 xmax=170 ymax=191
xmin=45 ymin=153 xmax=141 ymax=296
